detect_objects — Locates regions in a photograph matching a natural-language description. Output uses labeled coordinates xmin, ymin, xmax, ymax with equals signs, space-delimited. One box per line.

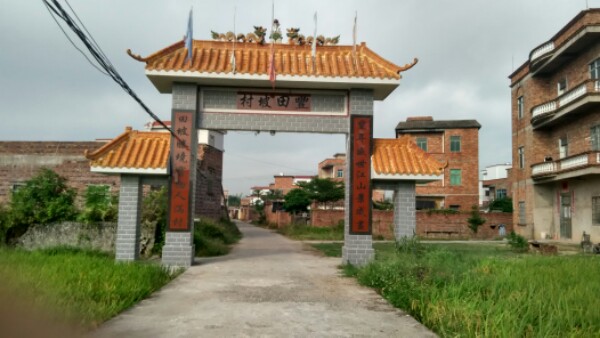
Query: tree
xmin=283 ymin=188 xmax=311 ymax=214
xmin=467 ymin=205 xmax=486 ymax=234
xmin=296 ymin=177 xmax=344 ymax=209
xmin=227 ymin=194 xmax=242 ymax=207
xmin=489 ymin=197 xmax=513 ymax=212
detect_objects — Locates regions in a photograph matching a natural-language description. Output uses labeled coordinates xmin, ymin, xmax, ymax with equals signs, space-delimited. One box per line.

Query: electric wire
xmin=42 ymin=0 xmax=181 ymax=144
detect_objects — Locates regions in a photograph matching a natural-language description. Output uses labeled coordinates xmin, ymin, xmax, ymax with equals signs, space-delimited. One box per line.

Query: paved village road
xmin=93 ymin=222 xmax=436 ymax=338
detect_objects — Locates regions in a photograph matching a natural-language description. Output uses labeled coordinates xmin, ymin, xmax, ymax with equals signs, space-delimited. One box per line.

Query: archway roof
xmin=371 ymin=136 xmax=446 ymax=180
xmin=128 ymin=40 xmax=417 ymax=100
xmin=85 ymin=127 xmax=170 ymax=175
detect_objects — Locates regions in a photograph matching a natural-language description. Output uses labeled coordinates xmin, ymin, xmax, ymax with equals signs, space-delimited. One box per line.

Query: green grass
xmin=194 ymin=218 xmax=242 ymax=256
xmin=0 ymin=246 xmax=177 ymax=328
xmin=313 ymin=242 xmax=600 ymax=337
xmin=275 ymin=222 xmax=344 ymax=241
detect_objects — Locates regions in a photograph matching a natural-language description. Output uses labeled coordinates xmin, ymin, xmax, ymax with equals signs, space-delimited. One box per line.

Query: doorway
xmin=560 ymin=193 xmax=572 ymax=239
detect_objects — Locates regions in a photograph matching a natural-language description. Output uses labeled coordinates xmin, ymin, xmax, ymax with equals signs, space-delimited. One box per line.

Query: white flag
xmin=184 ymin=7 xmax=193 ymax=65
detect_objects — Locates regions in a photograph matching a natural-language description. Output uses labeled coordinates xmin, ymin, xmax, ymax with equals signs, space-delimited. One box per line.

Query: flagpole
xmin=231 ymin=6 xmax=237 ymax=74
xmin=312 ymin=11 xmax=317 ymax=73
xmin=353 ymin=11 xmax=358 ymax=73
xmin=184 ymin=7 xmax=193 ymax=66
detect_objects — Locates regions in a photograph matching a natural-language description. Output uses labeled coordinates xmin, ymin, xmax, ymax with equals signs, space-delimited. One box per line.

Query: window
xmin=518 ymin=146 xmax=525 ymax=169
xmin=591 ymin=125 xmax=600 ymax=151
xmin=593 ymin=196 xmax=600 ymax=225
xmin=449 ymin=205 xmax=460 ymax=210
xmin=450 ymin=136 xmax=461 ymax=152
xmin=496 ymin=189 xmax=507 ymax=199
xmin=517 ymin=96 xmax=524 ymax=119
xmin=559 ymin=137 xmax=568 ymax=159
xmin=450 ymin=169 xmax=462 ymax=186
xmin=519 ymin=201 xmax=526 ymax=224
xmin=590 ymin=58 xmax=600 ymax=79
xmin=557 ymin=78 xmax=567 ymax=95
xmin=416 ymin=137 xmax=428 ymax=151
xmin=336 ymin=169 xmax=343 ymax=178
xmin=12 ymin=182 xmax=26 ymax=192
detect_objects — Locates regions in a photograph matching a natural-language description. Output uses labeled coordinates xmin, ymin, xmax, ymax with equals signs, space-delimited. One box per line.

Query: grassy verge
xmin=312 ymin=242 xmax=600 ymax=337
xmin=0 ymin=246 xmax=177 ymax=328
xmin=274 ymin=222 xmax=344 ymax=241
xmin=194 ymin=218 xmax=242 ymax=256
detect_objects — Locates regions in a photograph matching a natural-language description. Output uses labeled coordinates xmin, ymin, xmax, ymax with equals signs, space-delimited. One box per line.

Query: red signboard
xmin=236 ymin=92 xmax=311 ymax=112
xmin=168 ymin=112 xmax=194 ymax=231
xmin=349 ymin=115 xmax=372 ymax=235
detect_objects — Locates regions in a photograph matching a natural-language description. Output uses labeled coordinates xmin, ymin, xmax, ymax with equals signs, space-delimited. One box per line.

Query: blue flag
xmin=185 ymin=8 xmax=193 ymax=65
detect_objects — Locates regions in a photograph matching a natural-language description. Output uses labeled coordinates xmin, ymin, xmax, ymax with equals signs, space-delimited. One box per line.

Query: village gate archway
xmin=127 ymin=37 xmax=417 ymax=267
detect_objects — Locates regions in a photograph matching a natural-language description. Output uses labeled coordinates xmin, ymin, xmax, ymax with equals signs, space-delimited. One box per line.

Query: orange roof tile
xmin=85 ymin=127 xmax=170 ymax=173
xmin=129 ymin=40 xmax=417 ymax=80
xmin=372 ymin=136 xmax=446 ymax=176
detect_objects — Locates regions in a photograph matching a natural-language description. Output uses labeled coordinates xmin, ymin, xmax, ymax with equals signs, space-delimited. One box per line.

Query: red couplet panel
xmin=349 ymin=115 xmax=373 ymax=235
xmin=168 ymin=112 xmax=194 ymax=231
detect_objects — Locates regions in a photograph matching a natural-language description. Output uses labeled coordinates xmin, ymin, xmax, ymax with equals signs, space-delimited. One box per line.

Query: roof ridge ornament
xmin=210 ymin=24 xmax=339 ymax=46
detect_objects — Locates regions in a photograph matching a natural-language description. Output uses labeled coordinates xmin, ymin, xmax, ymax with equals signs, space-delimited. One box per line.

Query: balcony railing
xmin=530 ymin=41 xmax=555 ymax=62
xmin=531 ymin=151 xmax=600 ymax=178
xmin=531 ymin=79 xmax=600 ymax=120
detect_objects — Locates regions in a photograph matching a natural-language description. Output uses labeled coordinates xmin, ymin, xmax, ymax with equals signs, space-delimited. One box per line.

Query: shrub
xmin=140 ymin=187 xmax=168 ymax=255
xmin=467 ymin=205 xmax=486 ymax=233
xmin=507 ymin=231 xmax=529 ymax=252
xmin=0 ymin=203 xmax=9 ymax=245
xmin=489 ymin=197 xmax=513 ymax=212
xmin=7 ymin=169 xmax=77 ymax=243
xmin=78 ymin=185 xmax=118 ymax=223
xmin=193 ymin=218 xmax=241 ymax=256
xmin=395 ymin=235 xmax=424 ymax=256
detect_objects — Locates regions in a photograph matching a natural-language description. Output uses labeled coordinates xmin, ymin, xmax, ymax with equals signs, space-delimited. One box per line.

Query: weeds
xmin=0 ymin=247 xmax=176 ymax=328
xmin=276 ymin=222 xmax=344 ymax=240
xmin=193 ymin=218 xmax=241 ymax=256
xmin=507 ymin=231 xmax=529 ymax=252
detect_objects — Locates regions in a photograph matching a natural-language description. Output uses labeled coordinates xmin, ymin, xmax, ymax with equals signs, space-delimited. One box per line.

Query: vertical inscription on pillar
xmin=350 ymin=115 xmax=372 ymax=235
xmin=168 ymin=112 xmax=193 ymax=231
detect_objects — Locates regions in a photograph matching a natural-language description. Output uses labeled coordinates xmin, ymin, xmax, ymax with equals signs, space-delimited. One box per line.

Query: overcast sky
xmin=0 ymin=0 xmax=595 ymax=195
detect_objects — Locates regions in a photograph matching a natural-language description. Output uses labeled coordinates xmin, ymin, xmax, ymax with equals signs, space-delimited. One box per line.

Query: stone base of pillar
xmin=161 ymin=232 xmax=195 ymax=268
xmin=342 ymin=234 xmax=375 ymax=266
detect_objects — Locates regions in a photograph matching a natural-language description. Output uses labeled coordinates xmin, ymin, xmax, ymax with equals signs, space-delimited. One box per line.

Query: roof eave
xmin=371 ymin=172 xmax=442 ymax=182
xmin=145 ymin=70 xmax=400 ymax=100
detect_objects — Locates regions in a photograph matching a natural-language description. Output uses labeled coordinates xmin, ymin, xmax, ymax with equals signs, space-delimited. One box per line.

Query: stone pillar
xmin=115 ymin=175 xmax=142 ymax=261
xmin=393 ymin=181 xmax=416 ymax=239
xmin=342 ymin=89 xmax=375 ymax=266
xmin=162 ymin=83 xmax=198 ymax=268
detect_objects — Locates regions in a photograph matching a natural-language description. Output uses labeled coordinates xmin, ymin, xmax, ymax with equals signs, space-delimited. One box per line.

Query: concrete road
xmin=93 ymin=222 xmax=436 ymax=337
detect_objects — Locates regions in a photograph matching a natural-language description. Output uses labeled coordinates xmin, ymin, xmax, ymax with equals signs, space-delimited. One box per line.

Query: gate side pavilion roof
xmin=128 ymin=40 xmax=417 ymax=100
xmin=371 ymin=136 xmax=446 ymax=182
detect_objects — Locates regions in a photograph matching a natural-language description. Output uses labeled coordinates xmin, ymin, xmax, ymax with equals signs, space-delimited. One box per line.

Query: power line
xmin=41 ymin=0 xmax=182 ymax=145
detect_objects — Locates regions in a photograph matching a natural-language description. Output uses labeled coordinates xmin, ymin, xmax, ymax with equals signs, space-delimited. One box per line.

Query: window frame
xmin=449 ymin=169 xmax=462 ymax=186
xmin=450 ymin=136 xmax=461 ymax=152
xmin=517 ymin=96 xmax=524 ymax=119
xmin=557 ymin=78 xmax=568 ymax=96
xmin=593 ymin=196 xmax=600 ymax=225
xmin=416 ymin=137 xmax=428 ymax=152
xmin=518 ymin=146 xmax=525 ymax=169
xmin=590 ymin=58 xmax=600 ymax=80
xmin=591 ymin=125 xmax=600 ymax=151
xmin=518 ymin=201 xmax=526 ymax=225
xmin=336 ymin=169 xmax=343 ymax=178
xmin=496 ymin=189 xmax=507 ymax=199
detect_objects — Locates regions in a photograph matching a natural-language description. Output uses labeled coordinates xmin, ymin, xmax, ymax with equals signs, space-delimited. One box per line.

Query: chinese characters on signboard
xmin=237 ymin=92 xmax=311 ymax=112
xmin=350 ymin=115 xmax=372 ymax=235
xmin=168 ymin=112 xmax=193 ymax=231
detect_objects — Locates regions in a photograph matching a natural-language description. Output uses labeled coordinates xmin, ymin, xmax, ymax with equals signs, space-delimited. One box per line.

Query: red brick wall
xmin=310 ymin=209 xmax=513 ymax=240
xmin=0 ymin=142 xmax=119 ymax=204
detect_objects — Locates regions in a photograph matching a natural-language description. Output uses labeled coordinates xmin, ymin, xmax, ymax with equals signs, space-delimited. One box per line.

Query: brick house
xmin=480 ymin=163 xmax=512 ymax=207
xmin=317 ymin=153 xmax=385 ymax=202
xmin=395 ymin=116 xmax=481 ymax=211
xmin=509 ymin=8 xmax=600 ymax=243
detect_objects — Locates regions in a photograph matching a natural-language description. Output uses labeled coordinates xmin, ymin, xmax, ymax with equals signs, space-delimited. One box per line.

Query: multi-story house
xmin=318 ymin=153 xmax=346 ymax=182
xmin=509 ymin=9 xmax=600 ymax=242
xmin=395 ymin=116 xmax=481 ymax=211
xmin=480 ymin=163 xmax=512 ymax=206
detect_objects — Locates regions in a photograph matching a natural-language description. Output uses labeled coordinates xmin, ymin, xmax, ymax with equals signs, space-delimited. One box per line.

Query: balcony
xmin=531 ymin=151 xmax=600 ymax=181
xmin=530 ymin=79 xmax=600 ymax=128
